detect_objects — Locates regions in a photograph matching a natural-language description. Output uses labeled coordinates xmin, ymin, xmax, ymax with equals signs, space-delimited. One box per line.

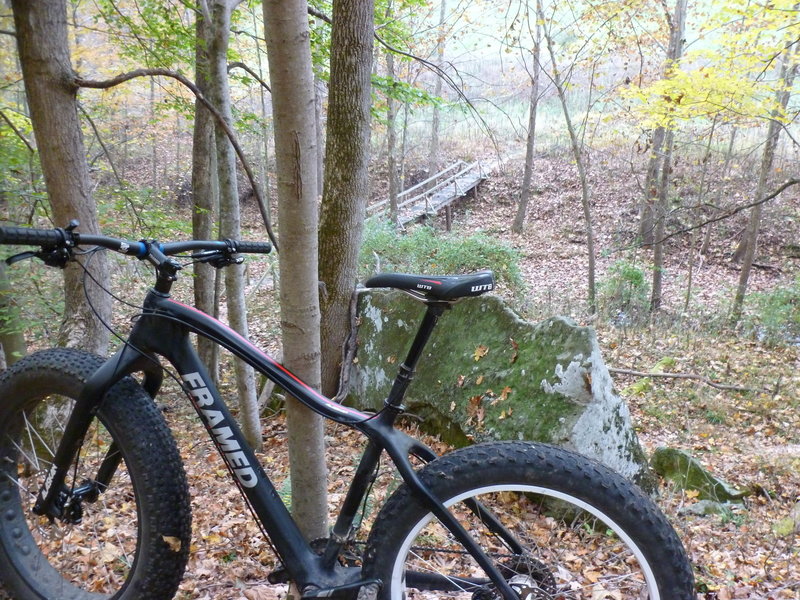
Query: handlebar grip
xmin=231 ymin=240 xmax=272 ymax=254
xmin=0 ymin=226 xmax=68 ymax=247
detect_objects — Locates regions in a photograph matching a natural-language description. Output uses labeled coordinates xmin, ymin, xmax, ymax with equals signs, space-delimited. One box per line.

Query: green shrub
xmin=745 ymin=277 xmax=800 ymax=345
xmin=598 ymin=259 xmax=650 ymax=322
xmin=359 ymin=220 xmax=523 ymax=293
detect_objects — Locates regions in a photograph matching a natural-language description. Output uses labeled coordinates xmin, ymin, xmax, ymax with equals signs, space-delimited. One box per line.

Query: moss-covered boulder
xmin=346 ymin=290 xmax=652 ymax=486
xmin=651 ymin=447 xmax=749 ymax=502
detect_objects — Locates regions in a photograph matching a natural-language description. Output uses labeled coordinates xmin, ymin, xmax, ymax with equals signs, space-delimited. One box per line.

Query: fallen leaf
xmin=162 ymin=535 xmax=182 ymax=552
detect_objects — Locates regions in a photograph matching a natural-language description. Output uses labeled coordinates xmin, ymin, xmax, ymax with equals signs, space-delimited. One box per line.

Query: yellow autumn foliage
xmin=621 ymin=0 xmax=799 ymax=129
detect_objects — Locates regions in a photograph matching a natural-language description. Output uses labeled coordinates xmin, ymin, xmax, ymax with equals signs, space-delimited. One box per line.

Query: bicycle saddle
xmin=365 ymin=271 xmax=495 ymax=300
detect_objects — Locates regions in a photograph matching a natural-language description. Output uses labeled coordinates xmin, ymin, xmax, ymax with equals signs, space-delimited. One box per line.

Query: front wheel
xmin=364 ymin=441 xmax=694 ymax=599
xmin=0 ymin=349 xmax=192 ymax=599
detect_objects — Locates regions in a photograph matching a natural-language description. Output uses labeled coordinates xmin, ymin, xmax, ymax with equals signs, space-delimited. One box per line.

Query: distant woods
xmin=1 ymin=0 xmax=798 ymax=347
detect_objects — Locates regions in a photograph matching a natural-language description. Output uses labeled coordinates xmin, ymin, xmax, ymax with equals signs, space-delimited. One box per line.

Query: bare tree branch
xmin=652 ymin=177 xmax=800 ymax=246
xmin=307 ymin=6 xmax=330 ymax=24
xmin=609 ymin=366 xmax=765 ymax=393
xmin=228 ymin=61 xmax=271 ymax=92
xmin=75 ymin=68 xmax=278 ymax=250
xmin=77 ymin=103 xmax=152 ymax=229
xmin=0 ymin=108 xmax=34 ymax=153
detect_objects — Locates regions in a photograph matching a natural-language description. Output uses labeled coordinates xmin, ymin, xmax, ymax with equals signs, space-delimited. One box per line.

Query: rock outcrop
xmin=346 ymin=290 xmax=653 ymax=486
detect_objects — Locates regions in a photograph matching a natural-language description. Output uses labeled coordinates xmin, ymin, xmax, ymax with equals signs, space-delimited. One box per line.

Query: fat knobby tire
xmin=364 ymin=441 xmax=694 ymax=599
xmin=0 ymin=348 xmax=192 ymax=600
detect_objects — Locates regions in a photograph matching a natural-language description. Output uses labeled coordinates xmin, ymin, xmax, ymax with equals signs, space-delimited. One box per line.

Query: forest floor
xmin=446 ymin=152 xmax=800 ymax=599
xmin=165 ymin=150 xmax=799 ymax=599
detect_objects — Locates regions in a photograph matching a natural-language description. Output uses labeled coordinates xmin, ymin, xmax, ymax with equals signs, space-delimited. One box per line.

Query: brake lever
xmin=191 ymin=250 xmax=244 ymax=269
xmin=6 ymin=247 xmax=72 ymax=268
xmin=6 ymin=251 xmax=38 ymax=265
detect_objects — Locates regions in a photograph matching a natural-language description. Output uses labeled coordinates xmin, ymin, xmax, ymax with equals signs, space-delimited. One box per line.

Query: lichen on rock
xmin=346 ymin=290 xmax=653 ymax=487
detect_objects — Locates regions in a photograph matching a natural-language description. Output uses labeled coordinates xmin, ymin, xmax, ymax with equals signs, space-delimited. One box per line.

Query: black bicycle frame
xmin=35 ymin=286 xmax=522 ymax=599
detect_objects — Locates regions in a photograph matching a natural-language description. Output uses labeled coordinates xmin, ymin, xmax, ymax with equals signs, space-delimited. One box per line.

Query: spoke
xmin=2 ymin=468 xmax=36 ymax=498
xmin=398 ymin=491 xmax=651 ymax=598
xmin=407 ymin=548 xmax=477 ymax=594
xmin=22 ymin=412 xmax=44 ymax=471
xmin=10 ymin=432 xmax=51 ymax=476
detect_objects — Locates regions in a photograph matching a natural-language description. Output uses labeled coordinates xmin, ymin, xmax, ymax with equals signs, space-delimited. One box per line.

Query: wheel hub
xmin=470 ymin=555 xmax=558 ymax=600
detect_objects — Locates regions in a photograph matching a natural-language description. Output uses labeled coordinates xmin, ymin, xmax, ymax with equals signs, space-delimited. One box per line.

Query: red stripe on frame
xmin=167 ymin=299 xmax=368 ymax=419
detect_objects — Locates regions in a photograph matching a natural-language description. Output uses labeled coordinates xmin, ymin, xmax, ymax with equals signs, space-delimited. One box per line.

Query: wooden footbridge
xmin=367 ymin=160 xmax=486 ymax=227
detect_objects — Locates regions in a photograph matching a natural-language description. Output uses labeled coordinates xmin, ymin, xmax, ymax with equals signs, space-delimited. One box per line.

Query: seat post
xmin=384 ymin=301 xmax=448 ymax=410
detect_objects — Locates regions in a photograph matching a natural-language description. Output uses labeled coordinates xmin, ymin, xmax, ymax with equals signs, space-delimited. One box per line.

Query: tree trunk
xmin=150 ymin=75 xmax=158 ymax=191
xmin=639 ymin=127 xmax=665 ymax=246
xmin=385 ymin=8 xmax=400 ymax=225
xmin=206 ymin=0 xmax=262 ymax=451
xmin=730 ymin=48 xmax=797 ymax=323
xmin=315 ymin=76 xmax=326 ymax=197
xmin=639 ymin=0 xmax=687 ymax=251
xmin=12 ymin=0 xmax=111 ymax=355
xmin=319 ymin=0 xmax=374 ymax=399
xmin=0 ymin=262 xmax=26 ymax=367
xmin=646 ymin=0 xmax=687 ymax=312
xmin=252 ymin=6 xmax=273 ymax=228
xmin=192 ymin=8 xmax=220 ymax=380
xmin=702 ymin=126 xmax=737 ymax=256
xmin=512 ymin=3 xmax=541 ymax=234
xmin=540 ymin=4 xmax=596 ymax=314
xmin=428 ymin=0 xmax=446 ymax=178
xmin=650 ymin=129 xmax=674 ymax=311
xmin=684 ymin=117 xmax=718 ymax=312
xmin=263 ymin=0 xmax=328 ymax=541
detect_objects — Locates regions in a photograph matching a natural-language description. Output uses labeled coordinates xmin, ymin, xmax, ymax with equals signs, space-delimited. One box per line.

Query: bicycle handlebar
xmin=0 ymin=225 xmax=272 ymax=259
xmin=0 ymin=226 xmax=72 ymax=247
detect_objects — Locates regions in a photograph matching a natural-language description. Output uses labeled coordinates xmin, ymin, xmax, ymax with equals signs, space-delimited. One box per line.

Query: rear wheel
xmin=0 ymin=349 xmax=191 ymax=599
xmin=364 ymin=442 xmax=694 ymax=599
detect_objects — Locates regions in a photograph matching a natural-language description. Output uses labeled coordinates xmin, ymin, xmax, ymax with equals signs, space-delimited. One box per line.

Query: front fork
xmin=33 ymin=346 xmax=163 ymax=522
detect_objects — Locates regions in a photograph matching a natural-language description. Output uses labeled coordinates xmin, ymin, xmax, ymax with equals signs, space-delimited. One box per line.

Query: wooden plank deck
xmin=367 ymin=160 xmax=485 ymax=225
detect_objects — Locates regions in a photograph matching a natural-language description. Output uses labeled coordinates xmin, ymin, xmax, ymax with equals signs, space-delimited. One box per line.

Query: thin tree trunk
xmin=315 ymin=76 xmax=326 ymax=197
xmin=640 ymin=127 xmax=665 ymax=246
xmin=252 ymin=6 xmax=272 ymax=226
xmin=640 ymin=0 xmax=687 ymax=250
xmin=12 ymin=0 xmax=111 ymax=355
xmin=207 ymin=0 xmax=261 ymax=451
xmin=540 ymin=5 xmax=596 ymax=314
xmin=175 ymin=115 xmax=182 ymax=185
xmin=650 ymin=129 xmax=674 ymax=311
xmin=192 ymin=9 xmax=220 ymax=379
xmin=150 ymin=75 xmax=157 ymax=191
xmin=0 ymin=262 xmax=26 ymax=367
xmin=731 ymin=48 xmax=797 ymax=323
xmin=428 ymin=0 xmax=446 ymax=178
xmin=401 ymin=97 xmax=411 ymax=193
xmin=647 ymin=0 xmax=687 ymax=312
xmin=702 ymin=126 xmax=737 ymax=255
xmin=684 ymin=117 xmax=717 ymax=312
xmin=512 ymin=4 xmax=541 ymax=234
xmin=263 ymin=0 xmax=328 ymax=541
xmin=385 ymin=5 xmax=400 ymax=225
